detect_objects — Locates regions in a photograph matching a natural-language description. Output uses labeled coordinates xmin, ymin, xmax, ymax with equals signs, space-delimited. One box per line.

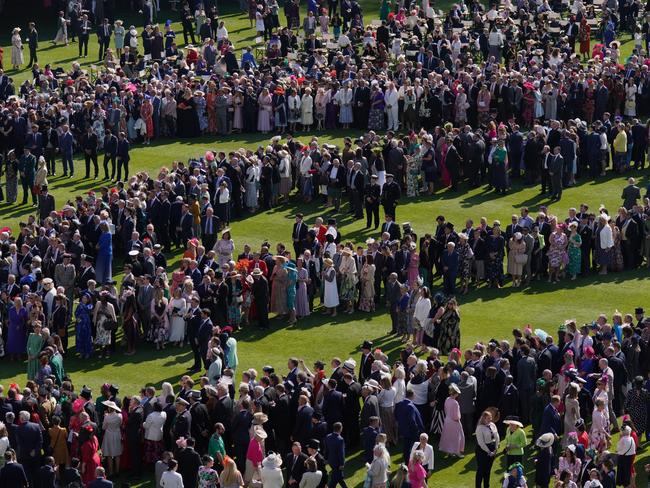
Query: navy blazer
xmin=324 ymin=432 xmax=345 ymax=468
xmin=394 ymin=399 xmax=425 ymax=438
xmin=15 ymin=421 xmax=43 ymax=462
xmin=539 ymin=403 xmax=561 ymax=436
xmin=292 ymin=404 xmax=314 ymax=443
xmin=88 ymin=478 xmax=113 ymax=488
xmin=0 ymin=462 xmax=28 ymax=487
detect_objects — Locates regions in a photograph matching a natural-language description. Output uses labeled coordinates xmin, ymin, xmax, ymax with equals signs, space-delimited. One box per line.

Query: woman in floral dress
xmin=407 ymin=242 xmax=420 ymax=284
xmin=140 ymin=97 xmax=154 ymax=145
xmin=406 ymin=153 xmax=421 ymax=198
xmin=232 ymin=89 xmax=244 ymax=132
xmin=359 ymin=255 xmax=376 ymax=312
xmin=486 ymin=225 xmax=505 ymax=288
xmin=270 ymin=255 xmax=288 ymax=317
xmin=456 ymin=233 xmax=474 ymax=294
xmin=437 ymin=298 xmax=461 ymax=356
xmin=567 ymin=222 xmax=582 ymax=280
xmin=206 ymin=83 xmax=219 ymax=134
xmin=195 ymin=91 xmax=208 ymax=133
xmin=338 ymin=249 xmax=358 ymax=314
xmin=257 ymin=88 xmax=273 ymax=133
xmin=227 ymin=271 xmax=243 ymax=328
xmin=547 ymin=222 xmax=568 ymax=283
xmin=150 ymin=288 xmax=169 ymax=349
xmin=93 ymin=291 xmax=117 ymax=359
xmin=611 ymin=222 xmax=624 ymax=272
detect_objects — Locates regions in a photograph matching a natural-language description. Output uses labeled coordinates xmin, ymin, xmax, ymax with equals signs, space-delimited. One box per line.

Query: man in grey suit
xmin=15 ymin=411 xmax=42 ymax=487
xmin=137 ymin=275 xmax=154 ymax=338
xmin=621 ymin=177 xmax=642 ymax=210
xmin=515 ymin=345 xmax=537 ymax=424
xmin=359 ymin=383 xmax=380 ymax=429
xmin=54 ymin=253 xmax=76 ymax=315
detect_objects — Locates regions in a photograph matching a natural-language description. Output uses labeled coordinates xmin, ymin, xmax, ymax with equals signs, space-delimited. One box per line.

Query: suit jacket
xmin=88 ymin=478 xmax=113 ymax=488
xmin=37 ymin=465 xmax=57 ymax=488
xmin=177 ymin=447 xmax=202 ymax=488
xmin=360 ymin=395 xmax=380 ymax=429
xmin=322 ymin=389 xmax=344 ymax=426
xmin=323 ymin=432 xmax=345 ymax=468
xmin=15 ymin=421 xmax=42 ymax=463
xmin=284 ymin=451 xmax=308 ymax=486
xmin=359 ymin=352 xmax=374 ymax=383
xmin=394 ymin=399 xmax=424 ymax=438
xmin=0 ymin=462 xmax=28 ymax=488
xmin=380 ymin=221 xmax=401 ymax=241
xmin=292 ymin=404 xmax=314 ymax=443
xmin=231 ymin=409 xmax=253 ymax=447
xmin=539 ymin=403 xmax=561 ymax=435
xmin=38 ymin=194 xmax=56 ymax=222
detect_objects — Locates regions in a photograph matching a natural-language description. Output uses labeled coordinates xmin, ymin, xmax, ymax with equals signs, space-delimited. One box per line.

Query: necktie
xmin=207 ymin=217 xmax=212 ymax=234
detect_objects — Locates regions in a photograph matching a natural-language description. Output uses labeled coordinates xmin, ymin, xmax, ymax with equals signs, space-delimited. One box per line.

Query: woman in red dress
xmin=579 ymin=18 xmax=591 ymax=61
xmin=80 ymin=424 xmax=101 ymax=486
xmin=140 ymin=98 xmax=154 ymax=145
xmin=206 ymin=82 xmax=218 ymax=134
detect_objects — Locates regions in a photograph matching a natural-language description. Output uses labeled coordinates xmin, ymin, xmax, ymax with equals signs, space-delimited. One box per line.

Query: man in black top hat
xmin=358 ymin=341 xmax=374 ymax=384
xmin=364 ymin=175 xmax=381 ymax=229
xmin=635 ymin=307 xmax=646 ymax=329
xmin=381 ymin=173 xmax=401 ymax=221
xmin=306 ymin=439 xmax=328 ymax=488
xmin=37 ymin=185 xmax=55 ymax=223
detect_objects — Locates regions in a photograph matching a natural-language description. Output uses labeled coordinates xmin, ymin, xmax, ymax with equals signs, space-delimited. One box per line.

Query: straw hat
xmin=323 ymin=258 xmax=334 ymax=267
xmin=253 ymin=426 xmax=268 ymax=439
xmin=101 ymin=400 xmax=121 ymax=412
xmin=536 ymin=432 xmax=554 ymax=448
xmin=252 ymin=412 xmax=269 ymax=425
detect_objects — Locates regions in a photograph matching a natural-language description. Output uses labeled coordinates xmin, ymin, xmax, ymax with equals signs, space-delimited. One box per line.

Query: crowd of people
xmin=0 ymin=0 xmax=650 ymax=487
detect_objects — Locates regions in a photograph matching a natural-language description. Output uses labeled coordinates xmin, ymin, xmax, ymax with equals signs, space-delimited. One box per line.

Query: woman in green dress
xmin=379 ymin=0 xmax=391 ymax=21
xmin=491 ymin=139 xmax=509 ymax=193
xmin=567 ymin=222 xmax=582 ymax=280
xmin=26 ymin=321 xmax=44 ymax=381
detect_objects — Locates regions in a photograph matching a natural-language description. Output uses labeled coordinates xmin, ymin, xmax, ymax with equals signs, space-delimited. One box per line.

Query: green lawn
xmin=1 ymin=3 xmax=650 ymax=488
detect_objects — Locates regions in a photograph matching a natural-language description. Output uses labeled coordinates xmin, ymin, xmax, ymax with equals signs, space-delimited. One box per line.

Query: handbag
xmin=103 ymin=319 xmax=118 ymax=331
xmin=514 ymin=254 xmax=528 ymax=265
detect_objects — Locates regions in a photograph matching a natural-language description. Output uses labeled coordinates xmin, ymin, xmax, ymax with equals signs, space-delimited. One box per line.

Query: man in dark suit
xmin=37 ymin=185 xmax=55 ymax=223
xmin=380 ymin=215 xmax=400 ymax=242
xmin=177 ymin=437 xmax=202 ymax=488
xmin=364 ymin=175 xmax=381 ymax=229
xmin=292 ymin=213 xmax=308 ymax=258
xmin=251 ymin=269 xmax=269 ymax=328
xmin=394 ymin=390 xmax=425 ymax=462
xmin=292 ymin=396 xmax=314 ymax=446
xmin=381 ymin=173 xmax=401 ymax=220
xmin=88 ymin=467 xmax=113 ymax=488
xmin=324 ymin=422 xmax=347 ymax=488
xmin=353 ymin=80 xmax=370 ymax=130
xmin=0 ymin=450 xmax=28 ymax=488
xmin=198 ymin=309 xmax=214 ymax=370
xmin=116 ymin=132 xmax=130 ymax=181
xmin=27 ymin=22 xmax=38 ymax=68
xmin=37 ymin=456 xmax=57 ymax=488
xmin=359 ymin=384 xmax=380 ymax=429
xmin=179 ymin=204 xmax=195 ymax=245
xmin=358 ymin=340 xmax=374 ymax=383
xmin=123 ymin=399 xmax=142 ymax=475
xmin=97 ymin=18 xmax=113 ymax=61
xmin=285 ymin=441 xmax=308 ymax=488
xmin=539 ymin=395 xmax=561 ymax=438
xmin=188 ymin=391 xmax=210 ymax=454
xmin=15 ymin=411 xmax=42 ymax=486
xmin=102 ymin=129 xmax=118 ymax=180
xmin=201 ymin=207 xmax=220 ymax=252
xmin=348 ymin=162 xmax=365 ymax=219
xmin=231 ymin=400 xmax=253 ymax=472
xmin=321 ymin=379 xmax=344 ymax=428
xmin=184 ymin=296 xmax=202 ymax=372
xmin=81 ymin=126 xmax=99 ymax=180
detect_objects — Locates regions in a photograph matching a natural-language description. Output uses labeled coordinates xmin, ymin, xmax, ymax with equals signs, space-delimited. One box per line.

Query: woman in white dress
xmin=287 ymin=89 xmax=302 ymax=133
xmin=11 ymin=28 xmax=24 ymax=70
xmin=101 ymin=401 xmax=123 ymax=477
xmin=624 ymin=79 xmax=637 ymax=117
xmin=298 ymin=458 xmax=322 ymax=488
xmin=301 ymin=87 xmax=314 ymax=131
xmin=337 ymin=82 xmax=353 ymax=129
xmin=54 ymin=11 xmax=68 ymax=45
xmin=167 ymin=288 xmax=187 ymax=346
xmin=214 ymin=229 xmax=234 ymax=267
xmin=260 ymin=452 xmax=284 ymax=488
xmin=245 ymin=161 xmax=259 ymax=211
xmin=160 ymin=459 xmax=184 ymax=488
xmin=322 ymin=258 xmax=339 ymax=316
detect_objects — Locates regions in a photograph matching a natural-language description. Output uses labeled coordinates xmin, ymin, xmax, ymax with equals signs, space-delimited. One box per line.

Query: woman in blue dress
xmin=95 ymin=223 xmax=113 ymax=285
xmin=114 ymin=20 xmax=126 ymax=56
xmin=6 ymin=297 xmax=28 ymax=361
xmin=285 ymin=260 xmax=298 ymax=325
xmin=75 ymin=293 xmax=94 ymax=359
xmin=486 ymin=224 xmax=505 ymax=288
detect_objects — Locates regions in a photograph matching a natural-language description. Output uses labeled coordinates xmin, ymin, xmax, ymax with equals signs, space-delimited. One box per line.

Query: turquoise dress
xmin=114 ymin=26 xmax=125 ymax=49
xmin=285 ymin=263 xmax=298 ymax=310
xmin=567 ymin=233 xmax=582 ymax=276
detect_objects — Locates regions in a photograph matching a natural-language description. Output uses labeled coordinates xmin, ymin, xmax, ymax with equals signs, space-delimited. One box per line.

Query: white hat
xmin=262 ymin=452 xmax=283 ymax=469
xmin=343 ymin=358 xmax=357 ymax=370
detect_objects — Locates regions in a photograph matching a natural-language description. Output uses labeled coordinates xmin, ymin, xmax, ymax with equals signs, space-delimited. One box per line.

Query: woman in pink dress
xmin=407 ymin=242 xmax=419 ymax=285
xmin=438 ymin=384 xmax=465 ymax=457
xmin=437 ymin=138 xmax=451 ymax=188
xmin=140 ymin=98 xmax=154 ymax=145
xmin=257 ymin=88 xmax=272 ymax=133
